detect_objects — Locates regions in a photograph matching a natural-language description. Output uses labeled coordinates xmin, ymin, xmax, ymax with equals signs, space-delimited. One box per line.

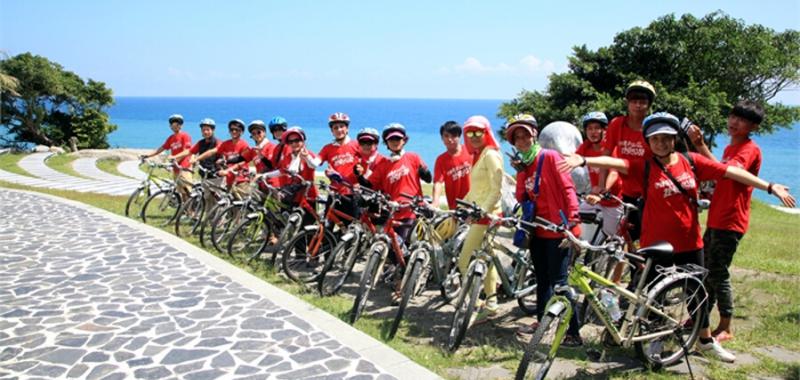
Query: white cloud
xmin=442 ymin=55 xmax=556 ymax=76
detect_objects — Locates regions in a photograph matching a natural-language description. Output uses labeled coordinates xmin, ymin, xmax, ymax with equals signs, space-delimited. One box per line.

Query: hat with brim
xmin=282 ymin=130 xmax=305 ymax=142
xmin=505 ymin=123 xmax=536 ymax=143
xmin=644 ymin=123 xmax=678 ymax=138
xmin=385 ymin=131 xmax=406 ymax=140
xmin=358 ymin=135 xmax=378 ymax=143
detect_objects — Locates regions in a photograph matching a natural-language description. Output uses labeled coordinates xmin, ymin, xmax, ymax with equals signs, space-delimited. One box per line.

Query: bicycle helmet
xmin=228 ymin=119 xmax=246 ymax=131
xmin=199 ymin=118 xmax=216 ymax=129
xmin=642 ymin=112 xmax=680 ymax=139
xmin=328 ymin=112 xmax=350 ymax=126
xmin=433 ymin=215 xmax=459 ymax=241
xmin=168 ymin=114 xmax=184 ymax=125
xmin=381 ymin=123 xmax=407 ymax=142
xmin=625 ymin=80 xmax=656 ymax=104
xmin=248 ymin=120 xmax=267 ymax=133
xmin=505 ymin=113 xmax=538 ymax=143
xmin=356 ymin=127 xmax=380 ymax=143
xmin=581 ymin=111 xmax=608 ymax=129
xmin=282 ymin=126 xmax=307 ymax=143
xmin=268 ymin=116 xmax=288 ymax=133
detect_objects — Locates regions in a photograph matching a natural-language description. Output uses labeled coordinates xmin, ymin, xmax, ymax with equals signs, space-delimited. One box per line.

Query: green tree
xmin=499 ymin=12 xmax=800 ymax=145
xmin=0 ymin=52 xmax=117 ymax=149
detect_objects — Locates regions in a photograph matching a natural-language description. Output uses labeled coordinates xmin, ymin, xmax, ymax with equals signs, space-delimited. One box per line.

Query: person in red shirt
xmin=318 ymin=112 xmax=361 ymax=218
xmin=432 ymin=121 xmax=472 ymax=210
xmin=244 ymin=120 xmax=275 ymax=174
xmin=272 ymin=127 xmax=320 ymax=208
xmin=686 ymin=100 xmax=766 ymax=342
xmin=562 ymin=112 xmax=795 ymax=363
xmin=358 ymin=123 xmax=431 ymax=271
xmin=194 ymin=119 xmax=252 ymax=200
xmin=143 ymin=114 xmax=193 ymax=199
xmin=600 ymin=80 xmax=657 ymax=241
xmin=575 ymin=112 xmax=624 ymax=239
xmin=175 ymin=118 xmax=221 ymax=218
xmin=352 ymin=128 xmax=386 ymax=180
xmin=507 ymin=114 xmax=582 ymax=345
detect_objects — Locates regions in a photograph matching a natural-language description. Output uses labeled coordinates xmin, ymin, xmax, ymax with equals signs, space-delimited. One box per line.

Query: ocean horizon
xmin=105 ymin=96 xmax=799 ymax=206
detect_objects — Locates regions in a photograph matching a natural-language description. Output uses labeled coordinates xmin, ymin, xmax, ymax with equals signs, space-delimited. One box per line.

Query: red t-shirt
xmin=434 ymin=146 xmax=473 ymax=209
xmin=276 ymin=151 xmax=319 ymax=201
xmin=318 ymin=140 xmax=360 ymax=193
xmin=366 ymin=152 xmax=426 ymax=220
xmin=356 ymin=151 xmax=387 ymax=176
xmin=161 ymin=131 xmax=193 ymax=174
xmin=243 ymin=142 xmax=276 ymax=174
xmin=576 ymin=141 xmax=622 ymax=207
xmin=603 ymin=116 xmax=651 ymax=197
xmin=625 ymin=153 xmax=727 ymax=253
xmin=217 ymin=139 xmax=251 ymax=185
xmin=707 ymin=139 xmax=761 ymax=234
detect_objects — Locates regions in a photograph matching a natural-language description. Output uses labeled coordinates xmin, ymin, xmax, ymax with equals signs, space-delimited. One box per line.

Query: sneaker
xmin=516 ymin=321 xmax=540 ymax=336
xmin=562 ymin=334 xmax=583 ymax=347
xmin=471 ymin=305 xmax=499 ymax=326
xmin=697 ymin=338 xmax=736 ymax=363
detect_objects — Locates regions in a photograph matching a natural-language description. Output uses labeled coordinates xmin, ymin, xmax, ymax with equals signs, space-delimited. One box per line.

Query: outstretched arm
xmin=558 ymin=154 xmax=629 ymax=175
xmin=724 ymin=166 xmax=796 ymax=208
xmin=687 ymin=125 xmax=716 ymax=161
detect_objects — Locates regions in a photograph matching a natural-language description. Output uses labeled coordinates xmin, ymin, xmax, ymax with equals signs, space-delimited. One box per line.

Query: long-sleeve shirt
xmin=463 ymin=148 xmax=504 ymax=216
xmin=516 ymin=149 xmax=580 ymax=239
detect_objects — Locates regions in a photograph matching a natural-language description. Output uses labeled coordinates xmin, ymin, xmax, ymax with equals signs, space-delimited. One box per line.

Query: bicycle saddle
xmin=635 ymin=241 xmax=674 ymax=261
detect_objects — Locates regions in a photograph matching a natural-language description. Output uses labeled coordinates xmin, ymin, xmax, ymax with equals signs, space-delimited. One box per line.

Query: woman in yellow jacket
xmin=457 ymin=115 xmax=504 ymax=324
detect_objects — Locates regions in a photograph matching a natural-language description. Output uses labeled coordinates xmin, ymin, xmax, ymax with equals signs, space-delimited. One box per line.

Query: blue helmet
xmin=581 ymin=111 xmax=608 ymax=129
xmin=269 ymin=116 xmax=288 ymax=133
xmin=199 ymin=118 xmax=216 ymax=129
xmin=643 ymin=112 xmax=680 ymax=139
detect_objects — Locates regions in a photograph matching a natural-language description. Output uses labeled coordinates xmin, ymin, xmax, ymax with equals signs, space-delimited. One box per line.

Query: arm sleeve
xmin=418 ymin=165 xmax=432 ymax=183
xmin=303 ymin=152 xmax=321 ymax=168
xmin=189 ymin=142 xmax=200 ymax=154
xmin=692 ymin=153 xmax=728 ymax=182
xmin=479 ymin=150 xmax=504 ymax=213
xmin=552 ymin=153 xmax=580 ymax=221
xmin=433 ymin=156 xmax=445 ymax=183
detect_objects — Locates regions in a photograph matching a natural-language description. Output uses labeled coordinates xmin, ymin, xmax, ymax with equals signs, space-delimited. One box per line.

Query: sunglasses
xmin=465 ymin=130 xmax=485 ymax=138
xmin=359 ymin=140 xmax=377 ymax=146
xmin=286 ymin=139 xmax=302 ymax=144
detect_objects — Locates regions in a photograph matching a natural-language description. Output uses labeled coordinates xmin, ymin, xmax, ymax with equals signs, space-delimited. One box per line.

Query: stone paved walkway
xmin=0 ymin=189 xmax=436 ymax=379
xmin=15 ymin=153 xmax=136 ymax=196
xmin=73 ymin=158 xmax=140 ymax=187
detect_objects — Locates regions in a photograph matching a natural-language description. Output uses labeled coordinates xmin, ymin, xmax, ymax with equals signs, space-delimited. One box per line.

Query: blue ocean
xmin=107 ymin=97 xmax=799 ymax=206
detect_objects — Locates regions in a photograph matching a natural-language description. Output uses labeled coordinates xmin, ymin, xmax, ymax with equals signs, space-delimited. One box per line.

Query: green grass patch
xmin=0 ymin=152 xmax=35 ymax=177
xmin=46 ymin=153 xmax=92 ymax=179
xmin=96 ymin=158 xmax=129 ymax=179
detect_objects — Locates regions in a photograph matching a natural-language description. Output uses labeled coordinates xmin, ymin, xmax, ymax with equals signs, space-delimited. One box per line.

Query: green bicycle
xmin=515 ymin=216 xmax=707 ymax=380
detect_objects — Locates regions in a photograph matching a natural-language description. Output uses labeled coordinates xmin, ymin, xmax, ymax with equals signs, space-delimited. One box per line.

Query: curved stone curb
xmin=73 ymin=157 xmax=140 ymax=186
xmin=118 ymin=160 xmax=148 ymax=181
xmin=0 ymin=188 xmax=441 ymax=380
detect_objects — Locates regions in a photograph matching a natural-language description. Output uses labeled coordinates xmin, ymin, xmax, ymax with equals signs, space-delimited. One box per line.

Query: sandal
xmin=516 ymin=321 xmax=540 ymax=336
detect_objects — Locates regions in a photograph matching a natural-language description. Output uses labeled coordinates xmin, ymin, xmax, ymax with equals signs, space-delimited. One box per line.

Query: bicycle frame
xmin=473 ymin=219 xmax=537 ymax=299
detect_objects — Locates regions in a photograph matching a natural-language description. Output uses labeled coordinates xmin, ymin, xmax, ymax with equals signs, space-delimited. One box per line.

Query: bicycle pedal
xmin=585 ymin=348 xmax=605 ymax=362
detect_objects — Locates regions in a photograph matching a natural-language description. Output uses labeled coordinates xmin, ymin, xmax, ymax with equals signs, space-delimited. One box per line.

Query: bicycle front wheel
xmin=515 ymin=310 xmax=566 ymax=380
xmin=125 ymin=187 xmax=148 ymax=219
xmin=634 ymin=275 xmax=706 ymax=369
xmin=281 ymin=226 xmax=336 ymax=283
xmin=141 ymin=189 xmax=181 ymax=227
xmin=446 ymin=271 xmax=481 ymax=352
xmin=210 ymin=204 xmax=246 ymax=253
xmin=350 ymin=245 xmax=385 ymax=324
xmin=388 ymin=255 xmax=426 ymax=340
xmin=175 ymin=196 xmax=204 ymax=238
xmin=318 ymin=231 xmax=362 ymax=297
xmin=227 ymin=216 xmax=270 ymax=263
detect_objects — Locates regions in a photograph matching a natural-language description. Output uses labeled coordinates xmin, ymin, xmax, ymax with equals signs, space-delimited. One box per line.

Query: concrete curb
xmin=2 ymin=187 xmax=442 ymax=380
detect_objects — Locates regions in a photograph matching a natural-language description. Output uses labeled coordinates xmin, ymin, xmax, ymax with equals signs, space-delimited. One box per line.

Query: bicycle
xmin=174 ymin=166 xmax=216 ymax=238
xmin=316 ymin=183 xmax=386 ymax=297
xmin=140 ymin=160 xmax=193 ymax=227
xmin=445 ymin=199 xmax=538 ymax=352
xmin=349 ymin=194 xmax=411 ymax=324
xmin=515 ymin=216 xmax=707 ymax=379
xmin=125 ymin=156 xmax=175 ymax=219
xmin=387 ymin=193 xmax=468 ymax=339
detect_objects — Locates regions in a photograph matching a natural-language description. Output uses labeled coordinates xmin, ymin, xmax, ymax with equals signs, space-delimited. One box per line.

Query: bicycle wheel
xmin=198 ymin=202 xmax=222 ymax=248
xmin=210 ymin=204 xmax=246 ymax=253
xmin=281 ymin=226 xmax=336 ymax=283
xmin=125 ymin=187 xmax=148 ymax=219
xmin=227 ymin=216 xmax=270 ymax=263
xmin=269 ymin=211 xmax=302 ymax=267
xmin=635 ymin=276 xmax=706 ymax=369
xmin=350 ymin=246 xmax=384 ymax=324
xmin=516 ymin=263 xmax=538 ymax=316
xmin=141 ymin=189 xmax=181 ymax=227
xmin=515 ymin=310 xmax=566 ymax=380
xmin=175 ymin=196 xmax=204 ymax=238
xmin=446 ymin=271 xmax=482 ymax=352
xmin=388 ymin=256 xmax=425 ymax=339
xmin=318 ymin=231 xmax=362 ymax=297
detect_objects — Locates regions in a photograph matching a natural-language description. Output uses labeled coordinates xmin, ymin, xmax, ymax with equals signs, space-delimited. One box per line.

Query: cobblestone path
xmin=0 ymin=190 xmax=416 ymax=379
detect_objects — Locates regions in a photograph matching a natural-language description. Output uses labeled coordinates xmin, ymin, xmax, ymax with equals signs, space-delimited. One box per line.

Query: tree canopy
xmin=499 ymin=11 xmax=800 ymax=145
xmin=1 ymin=53 xmax=117 ymax=149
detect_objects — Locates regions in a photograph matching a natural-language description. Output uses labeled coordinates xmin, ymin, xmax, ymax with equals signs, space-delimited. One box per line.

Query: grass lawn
xmin=0 ymin=152 xmax=35 ymax=177
xmin=96 ymin=157 xmax=130 ymax=178
xmin=45 ymin=153 xmax=92 ymax=179
xmin=1 ymin=170 xmax=798 ymax=379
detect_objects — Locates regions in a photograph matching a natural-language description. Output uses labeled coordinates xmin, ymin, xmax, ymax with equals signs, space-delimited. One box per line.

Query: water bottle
xmin=599 ymin=289 xmax=622 ymax=322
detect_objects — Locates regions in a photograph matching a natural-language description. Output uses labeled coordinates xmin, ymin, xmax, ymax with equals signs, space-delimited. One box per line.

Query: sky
xmin=1 ymin=0 xmax=798 ymax=102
